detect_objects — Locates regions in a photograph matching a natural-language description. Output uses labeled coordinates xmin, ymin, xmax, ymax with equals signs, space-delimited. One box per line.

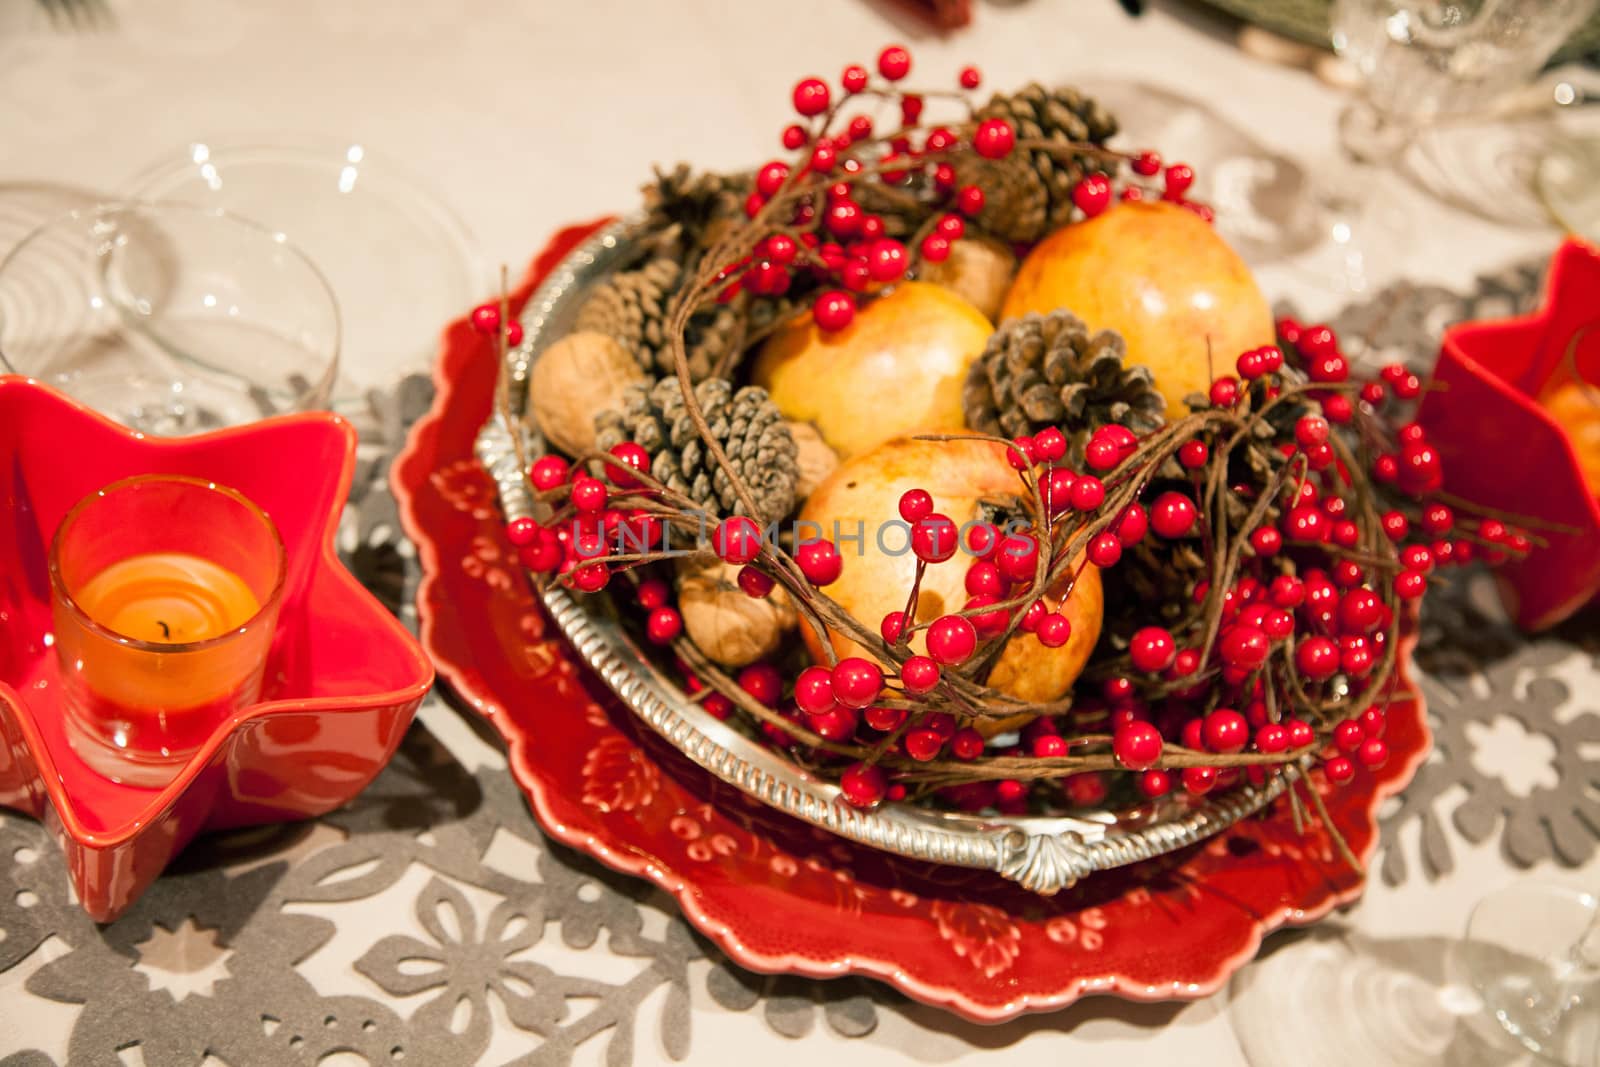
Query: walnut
xmin=675 ymin=558 xmax=797 ymax=668
xmin=787 ymin=420 xmax=839 ymax=501
xmin=917 ymin=237 xmax=1017 ymax=322
xmin=529 ymin=331 xmax=647 ymax=456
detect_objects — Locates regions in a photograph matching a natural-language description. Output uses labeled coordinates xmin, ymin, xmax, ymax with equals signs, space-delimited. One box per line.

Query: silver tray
xmin=476 ymin=217 xmax=1289 ymax=895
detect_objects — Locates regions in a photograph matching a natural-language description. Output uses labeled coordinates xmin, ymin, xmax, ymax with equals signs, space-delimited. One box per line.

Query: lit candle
xmin=1540 ymin=379 xmax=1600 ymax=499
xmin=50 ymin=476 xmax=285 ymax=788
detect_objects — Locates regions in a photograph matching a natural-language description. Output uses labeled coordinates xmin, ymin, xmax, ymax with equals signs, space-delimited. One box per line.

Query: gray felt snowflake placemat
xmin=2 ymin=259 xmax=1598 ymax=1065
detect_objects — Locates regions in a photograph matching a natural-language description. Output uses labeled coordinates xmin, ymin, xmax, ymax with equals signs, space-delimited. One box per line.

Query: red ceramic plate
xmin=393 ymin=221 xmax=1431 ymax=1022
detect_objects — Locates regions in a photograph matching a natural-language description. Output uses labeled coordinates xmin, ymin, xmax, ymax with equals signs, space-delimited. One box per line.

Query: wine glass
xmin=1282 ymin=0 xmax=1599 ymax=292
xmin=0 ymin=201 xmax=339 ymax=433
xmin=1451 ymin=884 xmax=1600 ymax=1065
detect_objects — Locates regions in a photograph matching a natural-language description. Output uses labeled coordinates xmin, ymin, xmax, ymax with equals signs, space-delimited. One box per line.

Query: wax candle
xmin=49 ymin=476 xmax=285 ymax=787
xmin=1540 ymin=379 xmax=1600 ymax=499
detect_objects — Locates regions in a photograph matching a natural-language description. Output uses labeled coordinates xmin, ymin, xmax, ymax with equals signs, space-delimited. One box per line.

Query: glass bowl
xmin=125 ymin=141 xmax=485 ymax=395
xmin=0 ymin=201 xmax=339 ymax=433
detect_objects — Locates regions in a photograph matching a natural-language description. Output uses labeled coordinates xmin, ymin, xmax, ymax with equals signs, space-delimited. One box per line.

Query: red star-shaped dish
xmin=1419 ymin=237 xmax=1600 ymax=631
xmin=0 ymin=376 xmax=433 ymax=921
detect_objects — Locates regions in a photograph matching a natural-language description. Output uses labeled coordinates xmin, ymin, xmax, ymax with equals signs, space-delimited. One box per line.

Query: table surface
xmin=1 ymin=1 xmax=1597 ymax=1065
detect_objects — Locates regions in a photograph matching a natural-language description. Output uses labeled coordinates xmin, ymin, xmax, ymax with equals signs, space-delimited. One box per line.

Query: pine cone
xmin=574 ymin=257 xmax=740 ymax=383
xmin=594 ymin=378 xmax=799 ymax=526
xmin=640 ymin=164 xmax=750 ymax=263
xmin=960 ymin=84 xmax=1119 ymax=243
xmin=962 ymin=311 xmax=1165 ymax=440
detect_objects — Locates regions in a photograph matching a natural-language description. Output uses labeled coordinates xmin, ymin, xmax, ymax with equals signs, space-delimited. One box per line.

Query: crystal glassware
xmin=0 ymin=201 xmax=339 ymax=433
xmin=1452 ymin=883 xmax=1600 ymax=1065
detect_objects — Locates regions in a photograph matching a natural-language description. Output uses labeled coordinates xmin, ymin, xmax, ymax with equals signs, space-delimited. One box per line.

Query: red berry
xmin=905 ymin=728 xmax=944 ymax=761
xmin=1358 ymin=738 xmax=1389 ymax=768
xmin=813 ymin=290 xmax=856 ymax=332
xmin=736 ymin=566 xmax=775 ymax=599
xmin=470 ymin=303 xmax=501 ymax=334
xmin=1036 ymin=612 xmax=1073 ymax=648
xmin=1164 ymin=163 xmax=1195 ymax=197
xmin=782 ymin=123 xmax=808 ymax=150
xmin=957 ymin=185 xmax=985 ymax=216
xmin=1333 ymin=559 xmax=1364 ymax=588
xmin=1131 ymin=150 xmax=1162 ymax=176
xmin=1115 ymin=503 xmax=1148 ymax=546
xmin=1286 ymin=503 xmax=1328 ymax=543
xmin=1203 ymin=709 xmax=1249 ymax=754
xmin=866 ymin=238 xmax=908 ymax=282
xmin=899 ymin=94 xmax=924 ymax=125
xmin=794 ymin=665 xmax=836 ymax=716
xmin=1150 ymin=492 xmax=1197 ymax=538
xmin=911 ymin=513 xmax=959 ymax=563
xmin=1167 ymin=648 xmax=1202 ymax=680
xmin=1323 ymin=394 xmax=1354 ymax=423
xmin=795 ymin=538 xmax=843 ymax=585
xmin=1373 ymin=454 xmax=1399 ymax=483
xmin=927 ymin=615 xmax=977 ymax=665
xmin=1397 ymin=440 xmax=1443 ymax=495
xmin=529 ymin=455 xmax=569 ymax=491
xmin=1209 ymin=377 xmax=1240 ymax=407
xmin=1360 ymin=707 xmax=1386 ymax=738
xmin=1072 ymin=173 xmax=1112 ymax=217
xmin=840 ymin=763 xmax=887 ymax=807
xmin=506 ymin=516 xmax=541 ymax=547
xmin=1179 ymin=440 xmax=1209 ymax=468
xmin=995 ymin=532 xmax=1040 ymax=583
xmin=1114 ymin=722 xmax=1163 ymax=770
xmin=739 ymin=663 xmax=782 ymax=706
xmin=1335 ymin=719 xmax=1365 ymax=753
xmin=950 ymin=727 xmax=986 ymax=760
xmin=920 ymin=234 xmax=951 ymax=262
xmin=1394 ymin=569 xmax=1427 ymax=600
xmin=1139 ymin=769 xmax=1171 ymax=798
xmin=792 ymin=77 xmax=830 ymax=116
xmin=865 ymin=705 xmax=907 ymax=732
xmin=1339 ymin=587 xmax=1383 ymax=633
xmin=1129 ymin=627 xmax=1177 ymax=673
xmin=756 ymin=160 xmax=790 ymax=198
xmin=1181 ymin=719 xmax=1204 ymax=750
xmin=810 ymin=143 xmax=837 ymax=173
xmin=1422 ymin=503 xmax=1454 ymax=535
xmin=1182 ymin=765 xmax=1217 ymax=795
xmin=832 ymin=657 xmax=883 ymax=709
xmin=880 ymin=610 xmax=907 ymax=644
xmin=958 ymin=65 xmax=982 ymax=89
xmin=1028 ymin=425 xmax=1065 ymax=463
xmin=646 ymin=606 xmax=682 ymax=644
xmin=1087 ymin=532 xmax=1123 ymax=567
xmin=841 ymin=63 xmax=868 ymax=93
xmin=964 ymin=560 xmax=1004 ymax=597
xmin=570 ymin=475 xmax=608 ymax=513
xmin=1019 ymin=600 xmax=1047 ymax=632
xmin=876 ymin=44 xmax=911 ymax=80
xmin=1296 ymin=636 xmax=1340 ymax=680
xmin=973 ymin=118 xmax=1015 ymax=159
xmin=936 ymin=213 xmax=965 ymax=239
xmin=1070 ymin=474 xmax=1106 ymax=511
xmin=1220 ymin=625 xmax=1270 ymax=670
xmin=1324 ymin=757 xmax=1356 ymax=784
xmin=898 ymin=488 xmax=933 ymax=523
xmin=1250 ymin=526 xmax=1282 ymax=557
xmin=1295 ymin=414 xmax=1330 ymax=447
xmin=605 ymin=442 xmax=650 ymax=489
xmin=637 ymin=578 xmax=670 ymax=608
xmin=1021 ymin=733 xmax=1062 ymax=760
xmin=715 ymin=516 xmax=763 ymax=564
xmin=572 ymin=561 xmax=609 ymax=593
xmin=901 ymin=655 xmax=940 ymax=695
xmin=1287 ymin=719 xmax=1315 ymax=748
xmin=1340 ymin=635 xmax=1374 ymax=677
xmin=1270 ymin=575 xmax=1305 ymax=608
xmin=1256 ymin=723 xmax=1289 ymax=754
xmin=963 ymin=594 xmax=1008 ymax=636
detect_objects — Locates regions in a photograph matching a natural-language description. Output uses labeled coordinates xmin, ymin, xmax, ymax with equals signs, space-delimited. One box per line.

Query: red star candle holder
xmin=0 ymin=376 xmax=434 ymax=921
xmin=1418 ymin=238 xmax=1600 ymax=631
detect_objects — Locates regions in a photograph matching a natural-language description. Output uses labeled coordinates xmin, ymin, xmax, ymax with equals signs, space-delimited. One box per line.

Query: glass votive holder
xmin=48 ymin=474 xmax=286 ymax=788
